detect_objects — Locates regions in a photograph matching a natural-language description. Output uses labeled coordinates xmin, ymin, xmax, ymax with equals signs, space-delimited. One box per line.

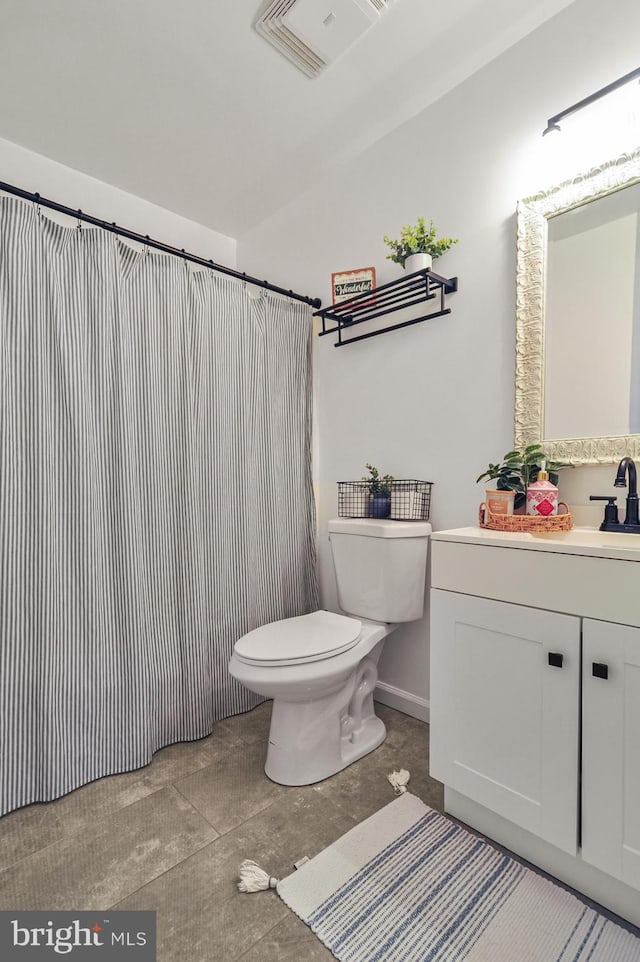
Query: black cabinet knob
xmin=548 ymin=652 xmax=564 ymax=668
xmin=592 ymin=662 xmax=609 ymax=680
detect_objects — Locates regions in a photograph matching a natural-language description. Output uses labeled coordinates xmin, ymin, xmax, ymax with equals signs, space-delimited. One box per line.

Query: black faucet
xmin=614 ymin=457 xmax=640 ymax=528
xmin=591 ymin=457 xmax=640 ymax=532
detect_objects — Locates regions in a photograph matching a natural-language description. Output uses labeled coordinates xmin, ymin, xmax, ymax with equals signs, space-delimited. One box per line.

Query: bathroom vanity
xmin=429 ymin=525 xmax=640 ymax=925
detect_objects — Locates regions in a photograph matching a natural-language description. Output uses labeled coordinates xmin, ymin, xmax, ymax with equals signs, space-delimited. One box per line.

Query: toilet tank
xmin=328 ymin=518 xmax=431 ymax=623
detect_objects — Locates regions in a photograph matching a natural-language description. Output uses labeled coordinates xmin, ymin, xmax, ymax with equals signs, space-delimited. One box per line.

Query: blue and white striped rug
xmin=276 ymin=793 xmax=640 ymax=961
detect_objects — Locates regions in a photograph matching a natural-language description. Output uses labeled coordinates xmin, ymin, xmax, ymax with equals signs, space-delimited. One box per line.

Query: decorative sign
xmin=331 ymin=266 xmax=376 ymax=306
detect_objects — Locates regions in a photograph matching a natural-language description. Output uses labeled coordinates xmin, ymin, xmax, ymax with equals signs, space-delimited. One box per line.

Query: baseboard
xmin=374 ymin=682 xmax=429 ymax=723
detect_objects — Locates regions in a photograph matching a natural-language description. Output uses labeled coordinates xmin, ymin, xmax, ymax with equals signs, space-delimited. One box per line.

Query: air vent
xmin=256 ymin=0 xmax=395 ymax=78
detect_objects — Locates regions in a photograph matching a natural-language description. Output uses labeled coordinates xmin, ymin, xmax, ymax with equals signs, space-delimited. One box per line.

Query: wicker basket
xmin=479 ymin=501 xmax=573 ymax=533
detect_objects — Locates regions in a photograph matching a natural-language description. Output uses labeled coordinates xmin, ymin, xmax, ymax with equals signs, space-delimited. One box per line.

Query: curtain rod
xmin=0 ymin=179 xmax=322 ymax=310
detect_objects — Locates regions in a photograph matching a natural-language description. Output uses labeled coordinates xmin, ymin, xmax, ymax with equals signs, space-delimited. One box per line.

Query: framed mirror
xmin=515 ymin=147 xmax=640 ymax=464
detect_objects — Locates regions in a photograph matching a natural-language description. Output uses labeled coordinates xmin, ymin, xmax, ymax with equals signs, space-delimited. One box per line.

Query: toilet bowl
xmin=229 ymin=518 xmax=431 ymax=785
xmin=229 ymin=610 xmax=395 ymax=784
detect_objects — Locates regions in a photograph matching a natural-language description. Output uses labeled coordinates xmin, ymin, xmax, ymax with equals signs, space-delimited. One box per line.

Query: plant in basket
xmin=363 ymin=463 xmax=394 ymax=518
xmin=476 ymin=444 xmax=571 ymax=513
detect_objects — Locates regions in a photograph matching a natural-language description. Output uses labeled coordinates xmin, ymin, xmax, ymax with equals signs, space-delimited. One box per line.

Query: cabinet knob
xmin=592 ymin=662 xmax=609 ymax=680
xmin=548 ymin=652 xmax=564 ymax=668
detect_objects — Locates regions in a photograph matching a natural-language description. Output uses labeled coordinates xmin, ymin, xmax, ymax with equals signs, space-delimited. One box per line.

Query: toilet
xmin=228 ymin=517 xmax=431 ymax=785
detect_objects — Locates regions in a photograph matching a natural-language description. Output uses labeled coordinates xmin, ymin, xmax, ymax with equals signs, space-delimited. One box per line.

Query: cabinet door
xmin=582 ymin=619 xmax=640 ymax=889
xmin=430 ymin=589 xmax=580 ymax=854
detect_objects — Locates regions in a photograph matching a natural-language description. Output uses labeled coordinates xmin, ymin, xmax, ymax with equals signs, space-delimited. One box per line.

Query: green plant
xmin=476 ymin=444 xmax=571 ymax=510
xmin=362 ymin=463 xmax=394 ymax=496
xmin=383 ymin=217 xmax=458 ymax=266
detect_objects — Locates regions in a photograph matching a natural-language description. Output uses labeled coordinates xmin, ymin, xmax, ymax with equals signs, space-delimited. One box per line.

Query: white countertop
xmin=432 ymin=525 xmax=640 ymax=563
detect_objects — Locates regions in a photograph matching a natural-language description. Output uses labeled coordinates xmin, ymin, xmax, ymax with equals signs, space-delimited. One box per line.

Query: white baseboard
xmin=374 ymin=682 xmax=430 ymax=723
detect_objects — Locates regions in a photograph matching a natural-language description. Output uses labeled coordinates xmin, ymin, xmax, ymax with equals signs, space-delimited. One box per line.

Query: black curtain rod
xmin=0 ymin=180 xmax=322 ymax=310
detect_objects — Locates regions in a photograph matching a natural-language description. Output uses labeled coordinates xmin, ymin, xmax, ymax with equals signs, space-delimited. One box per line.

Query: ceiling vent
xmin=256 ymin=0 xmax=395 ymax=78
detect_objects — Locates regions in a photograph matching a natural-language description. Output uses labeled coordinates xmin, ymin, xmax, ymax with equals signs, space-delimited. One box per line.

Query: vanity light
xmin=542 ymin=65 xmax=640 ymax=136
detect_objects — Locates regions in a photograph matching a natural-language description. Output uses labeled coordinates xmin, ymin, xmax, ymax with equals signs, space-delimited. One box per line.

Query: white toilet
xmin=229 ymin=517 xmax=431 ymax=785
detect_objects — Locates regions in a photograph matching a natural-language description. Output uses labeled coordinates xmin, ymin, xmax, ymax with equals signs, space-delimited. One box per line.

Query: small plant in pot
xmin=383 ymin=217 xmax=458 ymax=272
xmin=363 ymin=463 xmax=394 ymax=518
xmin=476 ymin=443 xmax=570 ymax=512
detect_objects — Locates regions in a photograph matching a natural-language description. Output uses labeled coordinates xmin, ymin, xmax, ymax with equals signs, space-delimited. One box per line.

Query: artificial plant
xmin=362 ymin=463 xmax=394 ymax=496
xmin=383 ymin=217 xmax=458 ymax=266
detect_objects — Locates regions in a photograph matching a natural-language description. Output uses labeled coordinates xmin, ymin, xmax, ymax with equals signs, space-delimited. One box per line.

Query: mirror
xmin=515 ymin=147 xmax=640 ymax=464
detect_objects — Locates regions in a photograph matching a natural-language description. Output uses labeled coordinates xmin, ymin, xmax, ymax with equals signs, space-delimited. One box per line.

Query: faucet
xmin=614 ymin=457 xmax=640 ymax=528
xmin=590 ymin=457 xmax=640 ymax=532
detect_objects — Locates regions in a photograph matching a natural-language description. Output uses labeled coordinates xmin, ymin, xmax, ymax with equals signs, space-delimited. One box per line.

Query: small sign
xmin=331 ymin=266 xmax=376 ymax=306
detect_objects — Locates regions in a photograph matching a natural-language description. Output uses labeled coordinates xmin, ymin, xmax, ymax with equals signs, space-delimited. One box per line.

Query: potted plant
xmin=363 ymin=463 xmax=394 ymax=518
xmin=383 ymin=217 xmax=458 ymax=272
xmin=476 ymin=444 xmax=570 ymax=512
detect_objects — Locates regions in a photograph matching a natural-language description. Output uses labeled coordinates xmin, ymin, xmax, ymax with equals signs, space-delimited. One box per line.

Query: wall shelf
xmin=315 ymin=268 xmax=458 ymax=347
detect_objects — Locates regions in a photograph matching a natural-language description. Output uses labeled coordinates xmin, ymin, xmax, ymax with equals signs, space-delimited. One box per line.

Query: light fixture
xmin=542 ymin=66 xmax=640 ymax=136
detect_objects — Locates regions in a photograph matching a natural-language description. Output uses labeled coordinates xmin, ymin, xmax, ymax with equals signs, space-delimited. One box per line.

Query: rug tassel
xmin=237 ymin=859 xmax=279 ymax=893
xmin=387 ymin=769 xmax=410 ymax=795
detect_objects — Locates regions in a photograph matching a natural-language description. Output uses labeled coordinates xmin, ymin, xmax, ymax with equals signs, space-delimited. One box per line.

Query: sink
xmin=511 ymin=525 xmax=640 ymax=560
xmin=530 ymin=528 xmax=640 ymax=549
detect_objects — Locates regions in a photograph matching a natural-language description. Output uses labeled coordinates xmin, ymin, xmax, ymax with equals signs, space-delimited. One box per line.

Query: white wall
xmin=237 ymin=0 xmax=640 ymax=719
xmin=0 ymin=137 xmax=236 ymax=264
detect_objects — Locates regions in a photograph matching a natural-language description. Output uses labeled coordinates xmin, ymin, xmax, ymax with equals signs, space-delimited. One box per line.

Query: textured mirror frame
xmin=515 ymin=147 xmax=640 ymax=464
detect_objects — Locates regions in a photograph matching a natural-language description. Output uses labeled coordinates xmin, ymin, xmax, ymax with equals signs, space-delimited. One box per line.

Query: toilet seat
xmin=233 ymin=610 xmax=362 ymax=667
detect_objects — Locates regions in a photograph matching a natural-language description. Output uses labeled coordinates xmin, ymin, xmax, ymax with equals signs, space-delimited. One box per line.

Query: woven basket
xmin=479 ymin=501 xmax=573 ymax=533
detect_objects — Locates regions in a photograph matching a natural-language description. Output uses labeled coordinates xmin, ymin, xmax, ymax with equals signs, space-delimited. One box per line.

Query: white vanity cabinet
xmin=582 ymin=618 xmax=640 ymax=890
xmin=430 ymin=590 xmax=580 ymax=854
xmin=429 ymin=527 xmax=640 ymax=923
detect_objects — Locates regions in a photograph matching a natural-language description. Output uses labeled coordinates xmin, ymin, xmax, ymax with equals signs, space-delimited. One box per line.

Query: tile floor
xmin=0 ymin=702 xmax=442 ymax=960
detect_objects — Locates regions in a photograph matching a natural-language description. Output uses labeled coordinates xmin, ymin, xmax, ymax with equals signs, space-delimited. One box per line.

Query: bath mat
xmin=274 ymin=793 xmax=640 ymax=962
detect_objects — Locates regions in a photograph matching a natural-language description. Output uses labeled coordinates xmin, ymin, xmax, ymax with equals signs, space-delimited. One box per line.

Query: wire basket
xmin=337 ymin=480 xmax=432 ymax=521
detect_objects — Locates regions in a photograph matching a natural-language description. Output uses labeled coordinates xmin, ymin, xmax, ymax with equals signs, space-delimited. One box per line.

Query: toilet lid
xmin=234 ymin=610 xmax=362 ymax=667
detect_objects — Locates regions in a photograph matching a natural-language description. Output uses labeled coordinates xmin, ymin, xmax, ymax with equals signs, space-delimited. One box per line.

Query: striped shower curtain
xmin=0 ymin=197 xmax=318 ymax=815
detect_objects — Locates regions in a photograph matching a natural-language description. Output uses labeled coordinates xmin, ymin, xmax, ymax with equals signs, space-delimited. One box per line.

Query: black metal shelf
xmin=314 ymin=268 xmax=458 ymax=347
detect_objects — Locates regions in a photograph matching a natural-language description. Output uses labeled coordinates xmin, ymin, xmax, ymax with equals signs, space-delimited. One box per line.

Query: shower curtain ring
xmin=76 ymin=209 xmax=83 ymax=232
xmin=33 ymin=192 xmax=42 ymax=218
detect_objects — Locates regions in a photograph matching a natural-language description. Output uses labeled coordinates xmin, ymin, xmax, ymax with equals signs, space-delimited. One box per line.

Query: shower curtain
xmin=0 ymin=197 xmax=318 ymax=816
